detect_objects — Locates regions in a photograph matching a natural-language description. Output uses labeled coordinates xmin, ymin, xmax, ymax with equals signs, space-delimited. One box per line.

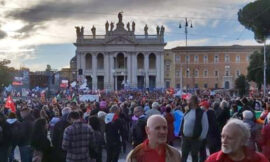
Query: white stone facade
xmin=74 ymin=13 xmax=166 ymax=90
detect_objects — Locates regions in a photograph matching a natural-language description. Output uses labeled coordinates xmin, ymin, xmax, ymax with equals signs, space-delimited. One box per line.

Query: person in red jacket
xmin=261 ymin=113 xmax=270 ymax=161
xmin=206 ymin=118 xmax=268 ymax=162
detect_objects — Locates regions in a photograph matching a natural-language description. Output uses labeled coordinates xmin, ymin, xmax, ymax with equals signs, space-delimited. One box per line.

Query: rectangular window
xmin=246 ymin=56 xmax=250 ymax=62
xmin=186 ymin=69 xmax=190 ymax=77
xmin=203 ymin=55 xmax=208 ymax=64
xmin=215 ymin=83 xmax=218 ymax=89
xmin=194 ymin=55 xmax=199 ymax=63
xmin=195 ymin=84 xmax=198 ymax=88
xmin=214 ymin=55 xmax=219 ymax=63
xmin=194 ymin=70 xmax=199 ymax=77
xmin=215 ymin=70 xmax=219 ymax=77
xmin=185 ymin=55 xmax=190 ymax=63
xmin=176 ymin=84 xmax=180 ymax=88
xmin=236 ymin=56 xmax=240 ymax=62
xmin=225 ymin=55 xmax=230 ymax=63
xmin=166 ymin=64 xmax=170 ymax=71
xmin=204 ymin=83 xmax=208 ymax=88
xmin=226 ymin=70 xmax=230 ymax=76
xmin=204 ymin=70 xmax=208 ymax=77
xmin=236 ymin=70 xmax=240 ymax=77
xmin=175 ymin=55 xmax=180 ymax=63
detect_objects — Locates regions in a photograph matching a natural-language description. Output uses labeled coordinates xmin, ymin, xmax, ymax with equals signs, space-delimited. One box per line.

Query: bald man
xmin=126 ymin=115 xmax=181 ymax=162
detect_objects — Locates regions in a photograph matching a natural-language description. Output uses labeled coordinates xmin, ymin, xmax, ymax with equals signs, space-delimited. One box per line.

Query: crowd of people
xmin=0 ymin=89 xmax=270 ymax=162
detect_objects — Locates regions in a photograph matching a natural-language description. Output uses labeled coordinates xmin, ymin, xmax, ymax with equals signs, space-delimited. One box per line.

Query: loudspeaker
xmin=78 ymin=69 xmax=83 ymax=75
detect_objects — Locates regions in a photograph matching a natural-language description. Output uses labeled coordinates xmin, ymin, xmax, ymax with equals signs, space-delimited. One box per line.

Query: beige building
xmin=165 ymin=45 xmax=261 ymax=89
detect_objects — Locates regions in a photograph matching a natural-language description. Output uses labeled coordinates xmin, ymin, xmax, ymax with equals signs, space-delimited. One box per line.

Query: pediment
xmin=105 ymin=36 xmax=135 ymax=45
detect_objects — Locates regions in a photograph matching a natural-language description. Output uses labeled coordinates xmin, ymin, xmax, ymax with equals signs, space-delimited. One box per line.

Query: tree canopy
xmin=247 ymin=46 xmax=270 ymax=89
xmin=235 ymin=74 xmax=249 ymax=97
xmin=0 ymin=60 xmax=14 ymax=92
xmin=238 ymin=0 xmax=270 ymax=42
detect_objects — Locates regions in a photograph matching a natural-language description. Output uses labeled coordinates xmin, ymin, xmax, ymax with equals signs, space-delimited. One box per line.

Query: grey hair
xmin=225 ymin=118 xmax=250 ymax=146
xmin=62 ymin=107 xmax=72 ymax=116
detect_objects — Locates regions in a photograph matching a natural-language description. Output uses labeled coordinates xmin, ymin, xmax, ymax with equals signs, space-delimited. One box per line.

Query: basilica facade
xmin=74 ymin=13 xmax=166 ymax=90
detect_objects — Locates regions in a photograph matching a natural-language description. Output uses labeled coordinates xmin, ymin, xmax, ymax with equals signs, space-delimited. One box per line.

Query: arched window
xmin=149 ymin=53 xmax=156 ymax=69
xmin=116 ymin=53 xmax=125 ymax=68
xmin=97 ymin=53 xmax=104 ymax=69
xmin=85 ymin=53 xmax=92 ymax=70
xmin=137 ymin=53 xmax=144 ymax=69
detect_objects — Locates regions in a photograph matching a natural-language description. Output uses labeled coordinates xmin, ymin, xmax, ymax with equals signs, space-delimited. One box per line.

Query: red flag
xmin=5 ymin=96 xmax=16 ymax=112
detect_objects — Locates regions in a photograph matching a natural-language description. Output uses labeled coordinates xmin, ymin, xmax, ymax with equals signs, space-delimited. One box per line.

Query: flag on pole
xmin=5 ymin=96 xmax=16 ymax=112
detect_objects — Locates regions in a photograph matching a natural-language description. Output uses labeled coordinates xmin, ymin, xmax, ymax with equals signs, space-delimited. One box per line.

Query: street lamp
xmin=179 ymin=18 xmax=193 ymax=47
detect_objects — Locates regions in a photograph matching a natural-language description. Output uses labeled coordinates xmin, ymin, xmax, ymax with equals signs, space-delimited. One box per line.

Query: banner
xmin=79 ymin=95 xmax=99 ymax=102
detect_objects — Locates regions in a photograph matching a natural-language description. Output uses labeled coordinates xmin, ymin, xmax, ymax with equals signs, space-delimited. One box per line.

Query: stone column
xmin=92 ymin=53 xmax=97 ymax=90
xmin=156 ymin=53 xmax=161 ymax=88
xmin=132 ymin=53 xmax=137 ymax=88
xmin=160 ymin=52 xmax=165 ymax=88
xmin=127 ymin=53 xmax=132 ymax=88
xmin=109 ymin=54 xmax=115 ymax=90
xmin=145 ymin=53 xmax=149 ymax=88
xmin=104 ymin=53 xmax=110 ymax=90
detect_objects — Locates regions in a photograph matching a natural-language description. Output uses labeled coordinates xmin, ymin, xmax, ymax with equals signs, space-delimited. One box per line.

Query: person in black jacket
xmin=31 ymin=118 xmax=55 ymax=162
xmin=52 ymin=107 xmax=71 ymax=162
xmin=19 ymin=108 xmax=34 ymax=162
xmin=105 ymin=105 xmax=124 ymax=162
xmin=6 ymin=112 xmax=21 ymax=162
xmin=131 ymin=106 xmax=147 ymax=148
xmin=0 ymin=113 xmax=11 ymax=162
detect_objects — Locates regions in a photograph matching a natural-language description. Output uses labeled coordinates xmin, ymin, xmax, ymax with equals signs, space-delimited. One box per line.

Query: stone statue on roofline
xmin=132 ymin=21 xmax=135 ymax=32
xmin=110 ymin=22 xmax=114 ymax=31
xmin=127 ymin=22 xmax=130 ymax=31
xmin=144 ymin=25 xmax=148 ymax=36
xmin=80 ymin=26 xmax=84 ymax=36
xmin=160 ymin=25 xmax=165 ymax=36
xmin=118 ymin=11 xmax=123 ymax=23
xmin=91 ymin=26 xmax=96 ymax=38
xmin=75 ymin=26 xmax=80 ymax=37
xmin=105 ymin=21 xmax=109 ymax=33
xmin=156 ymin=25 xmax=160 ymax=36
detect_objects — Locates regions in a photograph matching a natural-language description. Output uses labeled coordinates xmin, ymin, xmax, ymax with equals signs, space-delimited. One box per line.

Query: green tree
xmin=235 ymin=74 xmax=249 ymax=97
xmin=238 ymin=0 xmax=270 ymax=42
xmin=0 ymin=59 xmax=14 ymax=92
xmin=247 ymin=47 xmax=270 ymax=89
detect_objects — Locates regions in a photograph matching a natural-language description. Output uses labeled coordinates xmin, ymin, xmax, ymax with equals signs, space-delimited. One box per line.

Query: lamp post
xmin=179 ymin=18 xmax=193 ymax=47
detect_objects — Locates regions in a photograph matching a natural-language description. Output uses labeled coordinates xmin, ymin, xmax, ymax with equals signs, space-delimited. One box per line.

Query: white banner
xmin=79 ymin=95 xmax=99 ymax=102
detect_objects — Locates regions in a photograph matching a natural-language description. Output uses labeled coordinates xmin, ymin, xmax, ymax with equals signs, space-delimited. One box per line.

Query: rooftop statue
xmin=118 ymin=12 xmax=123 ymax=23
xmin=160 ymin=25 xmax=165 ymax=36
xmin=132 ymin=21 xmax=135 ymax=32
xmin=156 ymin=25 xmax=160 ymax=35
xmin=91 ymin=26 xmax=96 ymax=37
xmin=127 ymin=22 xmax=130 ymax=31
xmin=110 ymin=22 xmax=114 ymax=31
xmin=105 ymin=21 xmax=109 ymax=33
xmin=144 ymin=25 xmax=148 ymax=35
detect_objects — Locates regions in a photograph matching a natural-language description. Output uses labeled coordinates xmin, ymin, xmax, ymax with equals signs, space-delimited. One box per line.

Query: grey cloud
xmin=6 ymin=0 xmax=166 ymax=23
xmin=0 ymin=30 xmax=7 ymax=39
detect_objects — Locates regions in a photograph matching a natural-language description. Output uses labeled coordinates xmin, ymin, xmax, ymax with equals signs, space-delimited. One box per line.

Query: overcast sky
xmin=0 ymin=0 xmax=265 ymax=71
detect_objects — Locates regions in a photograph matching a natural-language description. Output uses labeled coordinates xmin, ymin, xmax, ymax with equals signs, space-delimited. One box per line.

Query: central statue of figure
xmin=118 ymin=12 xmax=123 ymax=23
